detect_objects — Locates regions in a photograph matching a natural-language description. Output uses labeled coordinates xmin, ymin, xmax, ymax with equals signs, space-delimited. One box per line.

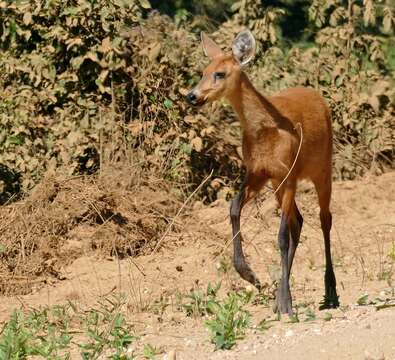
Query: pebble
xmin=285 ymin=330 xmax=294 ymax=337
xmin=185 ymin=339 xmax=192 ymax=346
xmin=379 ymin=291 xmax=387 ymax=299
xmin=313 ymin=327 xmax=322 ymax=335
xmin=364 ymin=350 xmax=385 ymax=360
xmin=246 ymin=285 xmax=254 ymax=293
xmin=163 ymin=350 xmax=176 ymax=360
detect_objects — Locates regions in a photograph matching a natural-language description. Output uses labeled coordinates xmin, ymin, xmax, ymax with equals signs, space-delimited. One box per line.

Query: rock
xmin=313 ymin=327 xmax=322 ymax=335
xmin=163 ymin=349 xmax=176 ymax=360
xmin=364 ymin=350 xmax=385 ymax=360
xmin=246 ymin=285 xmax=254 ymax=293
xmin=285 ymin=330 xmax=294 ymax=337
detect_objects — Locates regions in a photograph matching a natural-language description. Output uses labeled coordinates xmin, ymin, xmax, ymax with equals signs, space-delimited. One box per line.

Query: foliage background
xmin=0 ymin=0 xmax=394 ymax=204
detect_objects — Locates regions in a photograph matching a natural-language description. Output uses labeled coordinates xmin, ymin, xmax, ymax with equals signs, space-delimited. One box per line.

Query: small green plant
xmin=256 ymin=318 xmax=275 ymax=332
xmin=357 ymin=294 xmax=370 ymax=306
xmin=0 ymin=306 xmax=73 ymax=360
xmin=324 ymin=312 xmax=333 ymax=322
xmin=288 ymin=313 xmax=300 ymax=323
xmin=388 ymin=246 xmax=395 ymax=262
xmin=217 ymin=257 xmax=232 ymax=275
xmin=304 ymin=307 xmax=316 ymax=322
xmin=251 ymin=288 xmax=272 ymax=307
xmin=237 ymin=288 xmax=255 ymax=304
xmin=79 ymin=312 xmax=135 ymax=359
xmin=143 ymin=343 xmax=160 ymax=359
xmin=0 ymin=311 xmax=32 ymax=359
xmin=378 ymin=268 xmax=393 ymax=282
xmin=0 ymin=298 xmax=136 ymax=360
xmin=182 ymin=282 xmax=221 ymax=317
xmin=388 ymin=278 xmax=395 ymax=298
xmin=205 ymin=292 xmax=251 ymax=350
xmin=150 ymin=295 xmax=170 ymax=320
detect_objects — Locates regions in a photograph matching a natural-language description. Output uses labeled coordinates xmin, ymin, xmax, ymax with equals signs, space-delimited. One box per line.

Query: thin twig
xmin=216 ymin=123 xmax=304 ymax=258
xmin=128 ymin=258 xmax=146 ymax=277
xmin=152 ymin=170 xmax=214 ymax=254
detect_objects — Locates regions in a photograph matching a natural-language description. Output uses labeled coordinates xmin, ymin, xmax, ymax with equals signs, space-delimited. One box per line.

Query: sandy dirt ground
xmin=1 ymin=172 xmax=395 ymax=359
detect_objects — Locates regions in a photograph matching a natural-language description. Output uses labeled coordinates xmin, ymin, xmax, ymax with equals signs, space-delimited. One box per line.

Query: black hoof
xmin=255 ymin=280 xmax=263 ymax=292
xmin=319 ymin=295 xmax=340 ymax=310
xmin=272 ymin=297 xmax=293 ymax=315
xmin=234 ymin=261 xmax=262 ymax=292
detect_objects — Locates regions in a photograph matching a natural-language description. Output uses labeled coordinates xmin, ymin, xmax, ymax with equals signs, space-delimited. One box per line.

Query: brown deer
xmin=186 ymin=30 xmax=339 ymax=315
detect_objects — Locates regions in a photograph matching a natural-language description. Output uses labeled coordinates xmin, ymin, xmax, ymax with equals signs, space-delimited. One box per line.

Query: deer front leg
xmin=230 ymin=174 xmax=266 ymax=291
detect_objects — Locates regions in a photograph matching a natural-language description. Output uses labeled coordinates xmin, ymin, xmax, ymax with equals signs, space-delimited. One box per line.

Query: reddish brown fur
xmin=195 ymin=54 xmax=332 ymax=214
xmin=188 ymin=36 xmax=339 ymax=314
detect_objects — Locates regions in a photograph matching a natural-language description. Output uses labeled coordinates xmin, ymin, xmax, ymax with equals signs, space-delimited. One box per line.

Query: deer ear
xmin=232 ymin=30 xmax=256 ymax=66
xmin=201 ymin=32 xmax=224 ymax=59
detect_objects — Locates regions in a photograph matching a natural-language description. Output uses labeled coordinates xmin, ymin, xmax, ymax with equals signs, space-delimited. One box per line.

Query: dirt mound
xmin=0 ymin=166 xmax=180 ymax=295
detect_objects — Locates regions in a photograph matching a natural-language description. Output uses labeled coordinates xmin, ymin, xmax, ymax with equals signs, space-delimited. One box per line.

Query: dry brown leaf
xmin=184 ymin=115 xmax=198 ymax=124
xmin=101 ymin=37 xmax=112 ymax=53
xmin=139 ymin=42 xmax=161 ymax=62
xmin=200 ymin=126 xmax=215 ymax=136
xmin=368 ymin=95 xmax=380 ymax=113
xmin=23 ymin=12 xmax=32 ymax=25
xmin=190 ymin=137 xmax=203 ymax=152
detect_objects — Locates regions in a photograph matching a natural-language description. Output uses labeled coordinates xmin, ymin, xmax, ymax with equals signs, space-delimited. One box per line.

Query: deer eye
xmin=214 ymin=72 xmax=226 ymax=81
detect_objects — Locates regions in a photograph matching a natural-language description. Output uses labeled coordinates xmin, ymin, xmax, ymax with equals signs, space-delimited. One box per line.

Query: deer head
xmin=186 ymin=30 xmax=256 ymax=106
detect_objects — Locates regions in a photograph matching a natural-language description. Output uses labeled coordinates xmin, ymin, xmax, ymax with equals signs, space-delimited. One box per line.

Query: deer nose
xmin=186 ymin=92 xmax=198 ymax=105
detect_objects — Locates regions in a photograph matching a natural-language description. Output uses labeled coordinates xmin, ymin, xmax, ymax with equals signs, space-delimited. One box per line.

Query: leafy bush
xmin=0 ymin=0 xmax=147 ymax=189
xmin=0 ymin=0 xmax=394 ymax=204
xmin=0 ymin=0 xmax=244 ymax=203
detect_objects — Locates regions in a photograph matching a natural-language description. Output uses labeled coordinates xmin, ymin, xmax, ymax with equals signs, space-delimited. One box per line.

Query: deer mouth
xmin=194 ymin=98 xmax=207 ymax=106
xmin=186 ymin=91 xmax=209 ymax=107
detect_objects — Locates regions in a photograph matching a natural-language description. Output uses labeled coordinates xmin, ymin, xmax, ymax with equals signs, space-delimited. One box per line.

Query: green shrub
xmin=205 ymin=292 xmax=251 ymax=350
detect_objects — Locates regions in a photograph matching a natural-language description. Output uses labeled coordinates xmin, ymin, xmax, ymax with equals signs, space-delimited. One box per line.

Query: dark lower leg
xmin=275 ymin=214 xmax=293 ymax=315
xmin=230 ymin=186 xmax=262 ymax=291
xmin=320 ymin=210 xmax=339 ymax=309
xmin=287 ymin=204 xmax=303 ymax=275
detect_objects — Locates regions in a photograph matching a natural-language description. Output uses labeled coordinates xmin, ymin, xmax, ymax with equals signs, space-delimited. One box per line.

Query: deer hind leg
xmin=314 ymin=176 xmax=339 ymax=309
xmin=272 ymin=182 xmax=298 ymax=315
xmin=230 ymin=172 xmax=267 ymax=291
xmin=272 ymin=180 xmax=303 ymax=276
xmin=287 ymin=201 xmax=303 ymax=279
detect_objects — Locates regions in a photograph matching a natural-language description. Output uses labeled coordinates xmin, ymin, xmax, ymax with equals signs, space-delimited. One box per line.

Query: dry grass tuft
xmin=0 ymin=165 xmax=181 ymax=295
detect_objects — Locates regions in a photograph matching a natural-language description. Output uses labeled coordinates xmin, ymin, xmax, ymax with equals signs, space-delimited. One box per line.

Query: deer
xmin=186 ymin=30 xmax=339 ymax=315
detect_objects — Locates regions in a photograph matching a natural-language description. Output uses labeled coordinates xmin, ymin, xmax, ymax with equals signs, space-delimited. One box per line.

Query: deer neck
xmin=226 ymin=72 xmax=276 ymax=137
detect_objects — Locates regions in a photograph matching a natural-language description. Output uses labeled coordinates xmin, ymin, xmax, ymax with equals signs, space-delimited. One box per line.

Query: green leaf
xmin=138 ymin=0 xmax=151 ymax=9
xmin=164 ymin=99 xmax=173 ymax=109
xmin=357 ymin=294 xmax=369 ymax=306
xmin=6 ymin=134 xmax=24 ymax=146
xmin=324 ymin=312 xmax=333 ymax=321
